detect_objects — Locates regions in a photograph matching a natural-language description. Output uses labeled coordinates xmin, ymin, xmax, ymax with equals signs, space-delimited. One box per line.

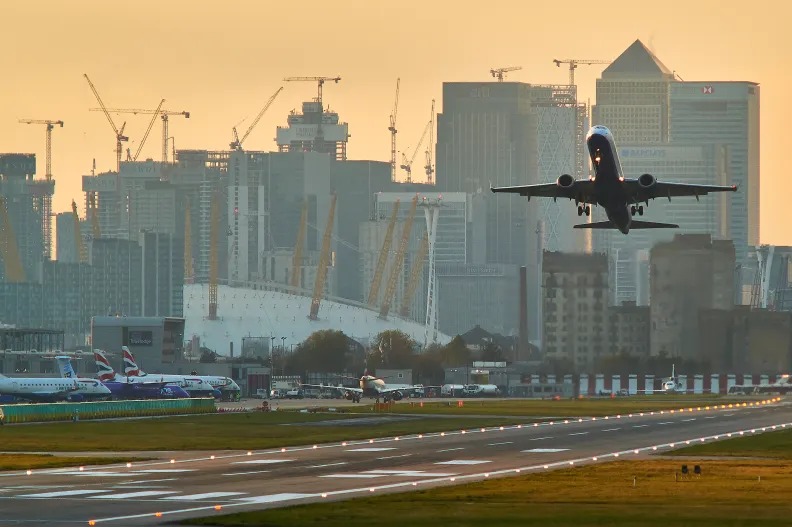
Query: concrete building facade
xmin=608 ymin=301 xmax=650 ymax=356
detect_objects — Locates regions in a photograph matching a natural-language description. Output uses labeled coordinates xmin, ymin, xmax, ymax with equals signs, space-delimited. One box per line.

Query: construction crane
xmin=400 ymin=117 xmax=432 ymax=183
xmin=88 ymin=194 xmax=101 ymax=238
xmin=379 ymin=195 xmax=418 ymax=319
xmin=290 ymin=200 xmax=308 ymax=288
xmin=0 ymin=197 xmax=26 ymax=283
xmin=184 ymin=199 xmax=194 ymax=284
xmin=424 ymin=99 xmax=435 ymax=184
xmin=84 ymin=74 xmax=128 ymax=172
xmin=91 ymin=102 xmax=189 ymax=162
xmin=71 ymin=200 xmax=87 ymax=263
xmin=309 ymin=194 xmax=337 ymax=320
xmin=283 ymin=76 xmax=341 ymax=108
xmin=208 ymin=191 xmax=220 ymax=320
xmin=17 ymin=119 xmax=63 ymax=181
xmin=490 ymin=66 xmax=522 ymax=82
xmin=367 ymin=199 xmax=400 ymax=307
xmin=552 ymin=59 xmax=611 ymax=86
xmin=230 ymin=86 xmax=284 ymax=151
xmin=388 ymin=78 xmax=400 ymax=181
xmin=400 ymin=231 xmax=429 ymax=318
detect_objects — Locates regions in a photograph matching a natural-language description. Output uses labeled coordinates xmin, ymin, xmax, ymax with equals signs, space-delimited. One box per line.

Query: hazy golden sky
xmin=2 ymin=0 xmax=790 ymax=243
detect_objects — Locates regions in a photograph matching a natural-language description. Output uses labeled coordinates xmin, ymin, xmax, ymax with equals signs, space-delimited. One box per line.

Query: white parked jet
xmin=0 ymin=361 xmax=111 ymax=402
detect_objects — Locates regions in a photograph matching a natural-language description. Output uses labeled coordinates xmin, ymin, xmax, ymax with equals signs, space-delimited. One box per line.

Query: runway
xmin=0 ymin=399 xmax=790 ymax=526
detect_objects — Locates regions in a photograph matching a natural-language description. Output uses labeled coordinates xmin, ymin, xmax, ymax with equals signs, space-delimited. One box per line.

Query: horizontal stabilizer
xmin=574 ymin=220 xmax=679 ymax=230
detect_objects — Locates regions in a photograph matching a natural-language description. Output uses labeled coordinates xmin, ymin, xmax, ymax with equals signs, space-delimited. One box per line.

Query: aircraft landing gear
xmin=577 ymin=205 xmax=591 ymax=217
xmin=630 ymin=205 xmax=644 ymax=216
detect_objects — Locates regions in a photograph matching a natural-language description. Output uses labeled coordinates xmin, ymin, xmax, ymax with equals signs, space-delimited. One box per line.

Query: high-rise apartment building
xmin=140 ymin=232 xmax=184 ymax=317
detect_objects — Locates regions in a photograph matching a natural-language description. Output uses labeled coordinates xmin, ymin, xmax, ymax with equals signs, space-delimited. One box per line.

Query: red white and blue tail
xmin=122 ymin=346 xmax=142 ymax=376
xmin=94 ymin=349 xmax=117 ymax=382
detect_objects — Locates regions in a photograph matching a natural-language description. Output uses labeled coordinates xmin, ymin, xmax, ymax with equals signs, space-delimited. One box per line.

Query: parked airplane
xmin=94 ymin=349 xmax=218 ymax=398
xmin=729 ymin=374 xmax=792 ymax=395
xmin=122 ymin=347 xmax=239 ymax=400
xmin=0 ymin=364 xmax=111 ymax=403
xmin=56 ymin=356 xmax=189 ymax=400
xmin=303 ymin=370 xmax=426 ymax=403
xmin=636 ymin=365 xmax=705 ymax=394
xmin=490 ymin=125 xmax=737 ymax=233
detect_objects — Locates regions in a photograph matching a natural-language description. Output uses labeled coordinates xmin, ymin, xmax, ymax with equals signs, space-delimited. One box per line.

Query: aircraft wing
xmin=378 ymin=385 xmax=425 ymax=395
xmin=301 ymin=383 xmax=363 ymax=395
xmin=625 ymin=179 xmax=737 ymax=202
xmin=490 ymin=180 xmax=596 ymax=203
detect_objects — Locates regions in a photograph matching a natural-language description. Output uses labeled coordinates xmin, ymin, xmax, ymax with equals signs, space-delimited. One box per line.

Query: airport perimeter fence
xmin=0 ymin=398 xmax=216 ymax=424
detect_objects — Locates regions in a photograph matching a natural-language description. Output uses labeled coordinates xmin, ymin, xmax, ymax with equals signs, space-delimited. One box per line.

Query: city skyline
xmin=2 ymin=0 xmax=790 ymax=243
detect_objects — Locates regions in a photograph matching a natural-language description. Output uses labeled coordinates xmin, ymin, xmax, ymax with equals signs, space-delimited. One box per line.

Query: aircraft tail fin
xmin=94 ymin=349 xmax=117 ymax=382
xmin=56 ymin=356 xmax=77 ymax=379
xmin=122 ymin=346 xmax=142 ymax=376
xmin=573 ymin=220 xmax=679 ymax=230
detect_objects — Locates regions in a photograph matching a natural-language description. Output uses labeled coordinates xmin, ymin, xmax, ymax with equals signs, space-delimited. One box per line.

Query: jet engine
xmin=638 ymin=173 xmax=656 ymax=188
xmin=557 ymin=174 xmax=575 ymax=188
xmin=391 ymin=391 xmax=404 ymax=401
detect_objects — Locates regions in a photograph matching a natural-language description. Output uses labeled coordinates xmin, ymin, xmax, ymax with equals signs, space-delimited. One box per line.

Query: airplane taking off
xmin=303 ymin=370 xmax=426 ymax=403
xmin=490 ymin=125 xmax=738 ymax=233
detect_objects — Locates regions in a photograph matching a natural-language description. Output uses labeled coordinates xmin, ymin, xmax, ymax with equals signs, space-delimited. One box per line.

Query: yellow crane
xmin=184 ymin=199 xmax=194 ymax=284
xmin=290 ymin=200 xmax=308 ymax=288
xmin=0 ymin=197 xmax=26 ymax=283
xmin=71 ymin=200 xmax=87 ymax=263
xmin=367 ymin=199 xmax=400 ymax=307
xmin=17 ymin=119 xmax=63 ymax=181
xmin=400 ymin=231 xmax=429 ymax=318
xmin=490 ymin=66 xmax=522 ymax=82
xmin=84 ymin=73 xmax=128 ymax=172
xmin=388 ymin=78 xmax=400 ymax=181
xmin=283 ymin=76 xmax=341 ymax=108
xmin=379 ymin=195 xmax=418 ymax=319
xmin=208 ymin=191 xmax=220 ymax=320
xmin=424 ymin=99 xmax=435 ymax=184
xmin=400 ymin=116 xmax=432 ymax=183
xmin=552 ymin=58 xmax=611 ymax=86
xmin=91 ymin=101 xmax=189 ymax=162
xmin=309 ymin=194 xmax=337 ymax=320
xmin=230 ymin=86 xmax=284 ymax=151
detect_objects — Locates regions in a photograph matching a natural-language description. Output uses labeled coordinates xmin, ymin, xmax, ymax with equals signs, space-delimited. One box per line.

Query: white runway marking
xmin=320 ymin=474 xmax=383 ymax=479
xmin=529 ymin=436 xmax=553 ymax=441
xmin=162 ymin=492 xmax=246 ymax=501
xmin=116 ymin=478 xmax=177 ymax=485
xmin=682 ymin=418 xmax=696 ymax=422
xmin=435 ymin=460 xmax=491 ymax=465
xmin=724 ymin=413 xmax=735 ymax=417
xmin=222 ymin=470 xmax=271 ymax=476
xmin=92 ymin=490 xmax=180 ymax=499
xmin=365 ymin=470 xmax=458 ymax=477
xmin=377 ymin=454 xmax=412 ymax=460
xmin=56 ymin=471 xmax=131 ymax=477
xmin=132 ymin=469 xmax=196 ymax=473
xmin=704 ymin=416 xmax=716 ymax=419
xmin=232 ymin=459 xmax=294 ymax=465
xmin=601 ymin=428 xmax=621 ymax=432
xmin=487 ymin=441 xmax=514 ymax=446
xmin=633 ymin=424 xmax=649 ymax=428
xmin=308 ymin=462 xmax=348 ymax=469
xmin=345 ymin=447 xmax=395 ymax=452
xmin=19 ymin=489 xmax=109 ymax=498
xmin=522 ymin=448 xmax=569 ymax=453
xmin=658 ymin=421 xmax=674 ymax=425
xmin=437 ymin=447 xmax=464 ymax=453
xmin=236 ymin=493 xmax=313 ymax=504
xmin=568 ymin=432 xmax=588 ymax=436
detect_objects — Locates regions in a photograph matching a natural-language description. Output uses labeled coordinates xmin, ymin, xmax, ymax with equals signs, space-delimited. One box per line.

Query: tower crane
xmin=283 ymin=76 xmax=341 ymax=109
xmin=0 ymin=197 xmax=26 ymax=283
xmin=367 ymin=199 xmax=400 ymax=307
xmin=388 ymin=78 xmax=400 ymax=181
xmin=71 ymin=200 xmax=87 ymax=263
xmin=379 ymin=195 xmax=418 ymax=320
xmin=309 ymin=194 xmax=337 ymax=320
xmin=17 ymin=119 xmax=63 ymax=181
xmin=490 ymin=66 xmax=522 ymax=82
xmin=230 ymin=86 xmax=284 ymax=151
xmin=83 ymin=74 xmax=128 ymax=172
xmin=552 ymin=58 xmax=611 ymax=86
xmin=90 ymin=102 xmax=189 ymax=163
xmin=400 ymin=231 xmax=429 ymax=318
xmin=423 ymin=99 xmax=435 ymax=184
xmin=291 ymin=200 xmax=308 ymax=288
xmin=400 ymin=117 xmax=431 ymax=183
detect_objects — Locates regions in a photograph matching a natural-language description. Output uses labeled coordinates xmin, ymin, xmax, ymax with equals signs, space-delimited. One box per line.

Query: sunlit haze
xmin=2 ymin=0 xmax=790 ymax=243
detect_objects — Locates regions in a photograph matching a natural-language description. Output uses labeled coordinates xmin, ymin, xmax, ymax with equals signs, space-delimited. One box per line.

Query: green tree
xmin=440 ymin=335 xmax=471 ymax=367
xmin=286 ymin=330 xmax=349 ymax=373
xmin=372 ymin=330 xmax=416 ymax=369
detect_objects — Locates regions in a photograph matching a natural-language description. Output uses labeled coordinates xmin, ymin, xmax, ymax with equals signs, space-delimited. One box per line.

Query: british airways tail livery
xmin=491 ymin=125 xmax=737 ymax=233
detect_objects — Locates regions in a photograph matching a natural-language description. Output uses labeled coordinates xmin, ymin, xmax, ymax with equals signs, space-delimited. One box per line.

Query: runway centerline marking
xmin=529 ymin=436 xmax=554 ymax=441
xmin=658 ymin=421 xmax=674 ymax=425
xmin=601 ymin=428 xmax=621 ymax=432
xmin=487 ymin=441 xmax=514 ymax=446
xmin=92 ymin=490 xmax=180 ymax=499
xmin=437 ymin=447 xmax=464 ymax=453
xmin=307 ymin=462 xmax=347 ymax=469
xmin=378 ymin=454 xmax=412 ymax=460
xmin=232 ymin=459 xmax=294 ymax=465
xmin=568 ymin=432 xmax=588 ymax=436
xmin=222 ymin=470 xmax=271 ymax=476
xmin=682 ymin=418 xmax=696 ymax=422
xmin=435 ymin=460 xmax=491 ymax=465
xmin=522 ymin=448 xmax=570 ymax=453
xmin=162 ymin=492 xmax=246 ymax=501
xmin=633 ymin=424 xmax=649 ymax=428
xmin=345 ymin=447 xmax=395 ymax=452
xmin=18 ymin=489 xmax=109 ymax=498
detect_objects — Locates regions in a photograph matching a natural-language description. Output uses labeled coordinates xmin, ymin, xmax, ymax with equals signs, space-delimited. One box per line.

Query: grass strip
xmin=0 ymin=453 xmax=153 ymax=471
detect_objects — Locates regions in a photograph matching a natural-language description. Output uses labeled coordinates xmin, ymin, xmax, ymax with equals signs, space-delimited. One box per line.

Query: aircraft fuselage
xmin=586 ymin=126 xmax=632 ymax=234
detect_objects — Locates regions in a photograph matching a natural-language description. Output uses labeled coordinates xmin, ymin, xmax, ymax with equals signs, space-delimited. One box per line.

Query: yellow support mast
xmin=0 ymin=197 xmax=26 ymax=282
xmin=379 ymin=195 xmax=418 ymax=319
xmin=367 ymin=199 xmax=400 ymax=307
xmin=309 ymin=194 xmax=337 ymax=320
xmin=400 ymin=231 xmax=429 ymax=317
xmin=291 ymin=200 xmax=308 ymax=288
